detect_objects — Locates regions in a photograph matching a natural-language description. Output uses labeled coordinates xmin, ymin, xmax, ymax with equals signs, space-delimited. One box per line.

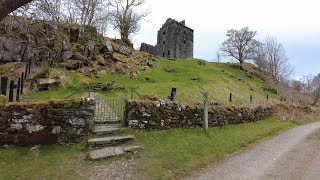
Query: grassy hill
xmin=23 ymin=59 xmax=280 ymax=105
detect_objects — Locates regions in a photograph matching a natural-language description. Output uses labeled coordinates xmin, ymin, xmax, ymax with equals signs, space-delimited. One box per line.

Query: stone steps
xmin=93 ymin=125 xmax=122 ymax=135
xmin=88 ymin=135 xmax=135 ymax=149
xmin=88 ymin=146 xmax=141 ymax=160
xmin=94 ymin=120 xmax=122 ymax=124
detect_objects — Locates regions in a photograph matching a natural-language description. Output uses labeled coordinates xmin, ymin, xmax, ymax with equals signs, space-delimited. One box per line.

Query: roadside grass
xmin=1 ymin=118 xmax=318 ymax=179
xmin=23 ymin=60 xmax=280 ymax=104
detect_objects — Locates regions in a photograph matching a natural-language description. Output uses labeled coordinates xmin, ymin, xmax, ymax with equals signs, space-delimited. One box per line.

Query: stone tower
xmin=140 ymin=18 xmax=194 ymax=59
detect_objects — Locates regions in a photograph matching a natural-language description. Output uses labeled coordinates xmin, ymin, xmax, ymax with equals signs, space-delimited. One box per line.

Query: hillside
xmin=22 ymin=59 xmax=281 ymax=105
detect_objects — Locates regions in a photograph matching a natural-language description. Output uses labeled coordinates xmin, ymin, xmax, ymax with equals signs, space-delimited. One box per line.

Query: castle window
xmin=163 ymin=31 xmax=166 ymax=35
xmin=183 ymin=31 xmax=186 ymax=34
xmin=184 ymin=40 xmax=186 ymax=44
xmin=168 ymin=50 xmax=170 ymax=56
xmin=163 ymin=52 xmax=165 ymax=57
xmin=163 ymin=41 xmax=165 ymax=44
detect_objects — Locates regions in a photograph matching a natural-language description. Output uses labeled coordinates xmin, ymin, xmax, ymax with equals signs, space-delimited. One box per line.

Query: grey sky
xmin=123 ymin=0 xmax=320 ymax=78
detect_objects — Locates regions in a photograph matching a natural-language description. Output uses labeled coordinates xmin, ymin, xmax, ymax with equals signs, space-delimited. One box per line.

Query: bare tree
xmin=253 ymin=41 xmax=268 ymax=71
xmin=310 ymin=74 xmax=320 ymax=106
xmin=0 ymin=0 xmax=33 ymax=21
xmin=263 ymin=36 xmax=293 ymax=83
xmin=219 ymin=27 xmax=260 ymax=69
xmin=300 ymin=74 xmax=314 ymax=94
xmin=109 ymin=0 xmax=149 ymax=45
xmin=291 ymin=80 xmax=304 ymax=92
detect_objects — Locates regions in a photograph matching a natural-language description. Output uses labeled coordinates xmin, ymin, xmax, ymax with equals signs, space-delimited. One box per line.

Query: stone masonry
xmin=140 ymin=18 xmax=194 ymax=59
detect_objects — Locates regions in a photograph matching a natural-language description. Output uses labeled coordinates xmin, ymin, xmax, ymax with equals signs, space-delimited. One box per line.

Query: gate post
xmin=9 ymin=80 xmax=14 ymax=102
xmin=203 ymin=92 xmax=209 ymax=134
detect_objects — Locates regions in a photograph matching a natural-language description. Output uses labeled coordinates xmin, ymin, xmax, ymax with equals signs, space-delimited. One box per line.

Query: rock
xmin=0 ymin=37 xmax=23 ymax=63
xmin=118 ymin=46 xmax=132 ymax=56
xmin=89 ymin=147 xmax=124 ymax=160
xmin=145 ymin=76 xmax=154 ymax=82
xmin=62 ymin=60 xmax=83 ymax=70
xmin=62 ymin=41 xmax=70 ymax=51
xmin=100 ymin=41 xmax=114 ymax=54
xmin=38 ymin=78 xmax=61 ymax=91
xmin=28 ymin=145 xmax=40 ymax=158
xmin=60 ymin=50 xmax=73 ymax=61
xmin=84 ymin=40 xmax=96 ymax=57
xmin=88 ymin=135 xmax=135 ymax=148
xmin=94 ymin=126 xmax=121 ymax=135
xmin=70 ymin=28 xmax=80 ymax=43
xmin=124 ymin=146 xmax=141 ymax=152
xmin=26 ymin=124 xmax=46 ymax=133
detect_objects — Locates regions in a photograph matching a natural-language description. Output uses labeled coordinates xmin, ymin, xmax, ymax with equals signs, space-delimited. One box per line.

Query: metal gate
xmin=89 ymin=92 xmax=126 ymax=124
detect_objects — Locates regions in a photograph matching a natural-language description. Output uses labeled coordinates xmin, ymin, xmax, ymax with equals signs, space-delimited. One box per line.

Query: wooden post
xmin=229 ymin=93 xmax=232 ymax=105
xmin=267 ymin=95 xmax=269 ymax=101
xmin=21 ymin=73 xmax=24 ymax=94
xmin=25 ymin=62 xmax=28 ymax=79
xmin=203 ymin=92 xmax=208 ymax=134
xmin=28 ymin=59 xmax=31 ymax=75
xmin=9 ymin=80 xmax=14 ymax=102
xmin=0 ymin=77 xmax=8 ymax=96
xmin=250 ymin=95 xmax=253 ymax=104
xmin=16 ymin=78 xmax=21 ymax=102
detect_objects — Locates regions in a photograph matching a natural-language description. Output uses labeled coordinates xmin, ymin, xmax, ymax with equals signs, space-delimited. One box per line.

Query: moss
xmin=95 ymin=55 xmax=106 ymax=66
xmin=0 ymin=62 xmax=24 ymax=76
xmin=73 ymin=52 xmax=88 ymax=62
xmin=112 ymin=52 xmax=127 ymax=62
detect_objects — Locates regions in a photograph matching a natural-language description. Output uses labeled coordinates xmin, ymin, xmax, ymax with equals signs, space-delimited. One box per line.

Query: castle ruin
xmin=140 ymin=18 xmax=194 ymax=59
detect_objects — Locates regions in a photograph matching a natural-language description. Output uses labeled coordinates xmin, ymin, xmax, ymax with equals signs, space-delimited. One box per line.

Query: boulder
xmin=61 ymin=51 xmax=73 ymax=61
xmin=70 ymin=28 xmax=80 ymax=43
xmin=118 ymin=46 xmax=132 ymax=56
xmin=0 ymin=37 xmax=23 ymax=63
xmin=38 ymin=78 xmax=61 ymax=91
xmin=100 ymin=40 xmax=114 ymax=54
xmin=84 ymin=40 xmax=96 ymax=57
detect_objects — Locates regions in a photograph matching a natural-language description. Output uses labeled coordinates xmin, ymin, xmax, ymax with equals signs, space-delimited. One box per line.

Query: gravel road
xmin=186 ymin=121 xmax=320 ymax=180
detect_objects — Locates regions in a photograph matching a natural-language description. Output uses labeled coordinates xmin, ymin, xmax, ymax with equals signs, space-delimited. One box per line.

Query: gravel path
xmin=186 ymin=121 xmax=320 ymax=180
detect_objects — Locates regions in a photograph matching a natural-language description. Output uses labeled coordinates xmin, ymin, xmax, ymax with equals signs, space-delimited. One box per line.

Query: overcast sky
xmin=119 ymin=0 xmax=320 ymax=79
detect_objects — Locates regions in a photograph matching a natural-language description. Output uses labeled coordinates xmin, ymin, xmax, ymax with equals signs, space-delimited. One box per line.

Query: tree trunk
xmin=0 ymin=0 xmax=33 ymax=22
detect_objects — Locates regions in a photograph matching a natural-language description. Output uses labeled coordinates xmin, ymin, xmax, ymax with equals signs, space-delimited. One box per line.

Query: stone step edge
xmin=88 ymin=146 xmax=142 ymax=160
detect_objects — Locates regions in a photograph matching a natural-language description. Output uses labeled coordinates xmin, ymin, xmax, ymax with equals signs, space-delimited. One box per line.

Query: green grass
xmin=1 ymin=118 xmax=318 ymax=179
xmin=131 ymin=117 xmax=319 ymax=179
xmin=23 ymin=60 xmax=280 ymax=104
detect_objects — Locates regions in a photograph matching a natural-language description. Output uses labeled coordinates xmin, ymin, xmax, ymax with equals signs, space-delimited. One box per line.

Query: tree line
xmin=0 ymin=0 xmax=149 ymax=45
xmin=218 ymin=27 xmax=319 ymax=106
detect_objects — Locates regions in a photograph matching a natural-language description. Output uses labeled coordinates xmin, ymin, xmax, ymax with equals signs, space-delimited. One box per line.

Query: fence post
xmin=131 ymin=88 xmax=133 ymax=99
xmin=21 ymin=73 xmax=24 ymax=94
xmin=1 ymin=77 xmax=8 ymax=96
xmin=9 ymin=80 xmax=14 ymax=102
xmin=267 ymin=95 xmax=269 ymax=101
xmin=250 ymin=95 xmax=253 ymax=104
xmin=16 ymin=78 xmax=21 ymax=102
xmin=203 ymin=92 xmax=208 ymax=134
xmin=25 ymin=62 xmax=28 ymax=79
xmin=229 ymin=93 xmax=232 ymax=105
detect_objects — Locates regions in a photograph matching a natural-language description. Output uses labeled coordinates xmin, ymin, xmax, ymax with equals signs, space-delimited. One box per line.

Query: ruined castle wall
xmin=0 ymin=98 xmax=95 ymax=146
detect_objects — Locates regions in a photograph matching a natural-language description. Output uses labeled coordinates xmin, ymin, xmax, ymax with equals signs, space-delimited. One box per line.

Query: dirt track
xmin=187 ymin=121 xmax=320 ymax=180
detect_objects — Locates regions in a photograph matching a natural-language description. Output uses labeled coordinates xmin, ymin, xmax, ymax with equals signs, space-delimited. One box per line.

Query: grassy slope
xmin=1 ymin=118 xmax=318 ymax=179
xmin=24 ymin=59 xmax=279 ymax=104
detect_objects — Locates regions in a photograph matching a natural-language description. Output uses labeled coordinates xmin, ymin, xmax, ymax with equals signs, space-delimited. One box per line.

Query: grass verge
xmin=0 ymin=118 xmax=318 ymax=179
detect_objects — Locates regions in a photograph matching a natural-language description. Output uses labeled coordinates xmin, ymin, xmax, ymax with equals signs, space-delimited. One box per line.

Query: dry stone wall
xmin=125 ymin=100 xmax=312 ymax=130
xmin=0 ymin=98 xmax=95 ymax=146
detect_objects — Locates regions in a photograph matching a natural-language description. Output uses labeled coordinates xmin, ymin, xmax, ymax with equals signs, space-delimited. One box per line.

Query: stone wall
xmin=0 ymin=98 xmax=95 ymax=146
xmin=125 ymin=100 xmax=312 ymax=130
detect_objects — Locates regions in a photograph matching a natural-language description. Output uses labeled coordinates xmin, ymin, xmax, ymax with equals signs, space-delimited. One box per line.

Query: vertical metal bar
xmin=9 ymin=80 xmax=14 ymax=102
xmin=16 ymin=78 xmax=21 ymax=102
xmin=20 ymin=73 xmax=24 ymax=94
xmin=0 ymin=77 xmax=8 ymax=96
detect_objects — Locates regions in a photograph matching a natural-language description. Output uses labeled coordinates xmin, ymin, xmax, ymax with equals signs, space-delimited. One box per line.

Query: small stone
xmin=89 ymin=147 xmax=124 ymax=160
xmin=28 ymin=145 xmax=40 ymax=158
xmin=124 ymin=146 xmax=141 ymax=153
